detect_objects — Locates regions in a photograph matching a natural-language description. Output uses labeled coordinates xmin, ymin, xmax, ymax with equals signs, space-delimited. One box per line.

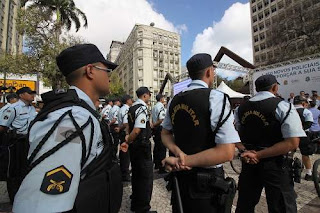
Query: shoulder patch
xmin=3 ymin=115 xmax=9 ymax=120
xmin=40 ymin=165 xmax=73 ymax=195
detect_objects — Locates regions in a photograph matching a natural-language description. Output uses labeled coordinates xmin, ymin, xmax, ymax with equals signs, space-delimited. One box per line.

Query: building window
xmin=255 ymin=46 xmax=260 ymax=52
xmin=138 ymin=31 xmax=143 ymax=36
xmin=267 ymin=51 xmax=273 ymax=59
xmin=253 ymin=25 xmax=258 ymax=33
xmin=138 ymin=59 xmax=143 ymax=67
xmin=153 ymin=59 xmax=158 ymax=67
xmin=258 ymin=12 xmax=264 ymax=20
xmin=153 ymin=69 xmax=158 ymax=78
xmin=170 ymin=62 xmax=173 ymax=69
xmin=255 ymin=56 xmax=260 ymax=63
xmin=138 ymin=79 xmax=143 ymax=87
xmin=265 ymin=19 xmax=271 ymax=27
xmin=260 ymin=43 xmax=266 ymax=50
xmin=264 ymin=0 xmax=269 ymax=6
xmin=252 ymin=6 xmax=257 ymax=13
xmin=259 ymin=33 xmax=265 ymax=40
xmin=264 ymin=9 xmax=270 ymax=17
xmin=159 ymin=51 xmax=163 ymax=58
xmin=153 ymin=50 xmax=158 ymax=58
xmin=159 ymin=70 xmax=164 ymax=78
xmin=260 ymin=53 xmax=266 ymax=61
xmin=159 ymin=61 xmax=163 ymax=68
xmin=138 ymin=40 xmax=142 ymax=46
xmin=254 ymin=36 xmax=259 ymax=42
xmin=252 ymin=0 xmax=256 ymax=3
xmin=253 ymin=15 xmax=258 ymax=23
xmin=259 ymin=23 xmax=265 ymax=30
xmin=165 ymin=62 xmax=168 ymax=69
xmin=271 ymin=5 xmax=277 ymax=13
xmin=138 ymin=49 xmax=143 ymax=57
xmin=257 ymin=2 xmax=263 ymax=10
xmin=153 ymin=80 xmax=158 ymax=88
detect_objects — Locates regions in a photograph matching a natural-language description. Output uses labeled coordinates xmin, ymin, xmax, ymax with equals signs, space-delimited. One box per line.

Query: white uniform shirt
xmin=294 ymin=105 xmax=314 ymax=131
xmin=118 ymin=104 xmax=130 ymax=126
xmin=151 ymin=102 xmax=166 ymax=124
xmin=13 ymin=86 xmax=104 ymax=213
xmin=132 ymin=99 xmax=149 ymax=129
xmin=109 ymin=105 xmax=120 ymax=125
xmin=0 ymin=100 xmax=37 ymax=135
xmin=101 ymin=104 xmax=112 ymax=121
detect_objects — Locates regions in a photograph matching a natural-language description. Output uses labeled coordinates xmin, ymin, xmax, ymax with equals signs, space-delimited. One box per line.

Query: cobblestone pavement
xmin=1 ymin=153 xmax=320 ymax=213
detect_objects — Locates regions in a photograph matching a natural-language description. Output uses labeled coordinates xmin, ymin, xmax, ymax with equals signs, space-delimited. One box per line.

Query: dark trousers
xmin=153 ymin=127 xmax=166 ymax=170
xmin=172 ymin=167 xmax=224 ymax=213
xmin=7 ymin=135 xmax=29 ymax=204
xmin=236 ymin=158 xmax=297 ymax=213
xmin=130 ymin=141 xmax=153 ymax=213
xmin=119 ymin=131 xmax=130 ymax=179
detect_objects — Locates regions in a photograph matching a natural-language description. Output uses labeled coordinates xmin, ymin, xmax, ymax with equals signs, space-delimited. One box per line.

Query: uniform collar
xmin=134 ymin=98 xmax=147 ymax=107
xmin=15 ymin=99 xmax=28 ymax=107
xmin=69 ymin=86 xmax=96 ymax=110
xmin=294 ymin=105 xmax=304 ymax=109
xmin=188 ymin=80 xmax=208 ymax=88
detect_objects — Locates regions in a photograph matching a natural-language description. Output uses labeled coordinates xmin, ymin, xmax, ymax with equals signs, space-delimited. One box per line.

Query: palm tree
xmin=22 ymin=0 xmax=88 ymax=32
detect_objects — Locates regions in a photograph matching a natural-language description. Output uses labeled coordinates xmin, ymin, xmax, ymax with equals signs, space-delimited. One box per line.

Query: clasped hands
xmin=241 ymin=150 xmax=260 ymax=164
xmin=161 ymin=152 xmax=192 ymax=172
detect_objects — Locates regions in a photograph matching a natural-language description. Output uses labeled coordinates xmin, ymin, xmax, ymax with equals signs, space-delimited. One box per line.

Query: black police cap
xmin=186 ymin=53 xmax=214 ymax=74
xmin=136 ymin=87 xmax=152 ymax=97
xmin=56 ymin=43 xmax=118 ymax=76
xmin=255 ymin=74 xmax=280 ymax=92
xmin=16 ymin=87 xmax=36 ymax=95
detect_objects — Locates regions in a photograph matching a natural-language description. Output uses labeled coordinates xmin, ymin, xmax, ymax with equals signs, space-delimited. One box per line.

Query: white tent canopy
xmin=217 ymin=81 xmax=248 ymax=98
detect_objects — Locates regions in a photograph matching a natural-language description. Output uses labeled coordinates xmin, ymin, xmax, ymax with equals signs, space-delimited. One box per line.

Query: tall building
xmin=0 ymin=0 xmax=23 ymax=55
xmin=250 ymin=0 xmax=320 ymax=67
xmin=113 ymin=24 xmax=181 ymax=101
xmin=106 ymin=40 xmax=124 ymax=63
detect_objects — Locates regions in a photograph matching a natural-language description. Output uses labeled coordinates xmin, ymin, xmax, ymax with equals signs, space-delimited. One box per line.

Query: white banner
xmin=252 ymin=58 xmax=320 ymax=99
xmin=173 ymin=78 xmax=192 ymax=95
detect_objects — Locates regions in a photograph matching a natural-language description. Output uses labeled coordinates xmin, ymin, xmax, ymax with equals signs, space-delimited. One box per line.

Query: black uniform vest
xmin=238 ymin=97 xmax=283 ymax=148
xmin=296 ymin=108 xmax=306 ymax=127
xmin=127 ymin=103 xmax=152 ymax=142
xmin=169 ymin=88 xmax=215 ymax=155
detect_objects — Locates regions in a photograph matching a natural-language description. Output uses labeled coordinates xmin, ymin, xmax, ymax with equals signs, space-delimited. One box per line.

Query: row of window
xmin=252 ymin=5 xmax=277 ymax=23
xmin=153 ymin=50 xmax=179 ymax=60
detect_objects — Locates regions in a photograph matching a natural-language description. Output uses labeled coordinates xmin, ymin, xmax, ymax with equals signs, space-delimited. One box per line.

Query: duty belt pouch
xmin=75 ymin=163 xmax=122 ymax=213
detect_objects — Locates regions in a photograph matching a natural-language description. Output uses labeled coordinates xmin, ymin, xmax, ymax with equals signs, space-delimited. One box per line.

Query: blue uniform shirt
xmin=118 ymin=104 xmax=130 ymax=126
xmin=234 ymin=91 xmax=306 ymax=138
xmin=151 ymin=102 xmax=166 ymax=124
xmin=0 ymin=99 xmax=37 ymax=135
xmin=13 ymin=86 xmax=104 ymax=213
xmin=162 ymin=80 xmax=240 ymax=145
xmin=109 ymin=105 xmax=120 ymax=125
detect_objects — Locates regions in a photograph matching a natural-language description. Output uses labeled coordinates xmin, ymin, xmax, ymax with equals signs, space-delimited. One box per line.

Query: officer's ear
xmin=84 ymin=64 xmax=95 ymax=80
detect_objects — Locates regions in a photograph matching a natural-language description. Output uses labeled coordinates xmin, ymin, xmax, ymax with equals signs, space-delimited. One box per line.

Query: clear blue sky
xmin=149 ymin=0 xmax=249 ymax=65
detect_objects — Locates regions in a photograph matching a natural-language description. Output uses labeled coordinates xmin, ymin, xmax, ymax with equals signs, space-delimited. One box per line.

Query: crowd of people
xmin=0 ymin=43 xmax=318 ymax=213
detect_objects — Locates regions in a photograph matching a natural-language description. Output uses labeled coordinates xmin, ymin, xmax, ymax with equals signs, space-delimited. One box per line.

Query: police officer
xmin=122 ymin=87 xmax=156 ymax=213
xmin=109 ymin=98 xmax=121 ymax=153
xmin=235 ymin=74 xmax=306 ymax=213
xmin=0 ymin=87 xmax=37 ymax=203
xmin=151 ymin=94 xmax=166 ymax=173
xmin=161 ymin=53 xmax=240 ymax=213
xmin=100 ymin=99 xmax=113 ymax=123
xmin=13 ymin=44 xmax=122 ymax=213
xmin=294 ymin=95 xmax=314 ymax=180
xmin=118 ymin=94 xmax=133 ymax=181
xmin=0 ymin=93 xmax=18 ymax=114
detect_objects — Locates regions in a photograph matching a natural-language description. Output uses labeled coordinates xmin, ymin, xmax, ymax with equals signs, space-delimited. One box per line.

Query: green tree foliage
xmin=107 ymin=72 xmax=125 ymax=99
xmin=0 ymin=5 xmax=86 ymax=89
xmin=217 ymin=75 xmax=245 ymax=92
xmin=22 ymin=0 xmax=88 ymax=32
